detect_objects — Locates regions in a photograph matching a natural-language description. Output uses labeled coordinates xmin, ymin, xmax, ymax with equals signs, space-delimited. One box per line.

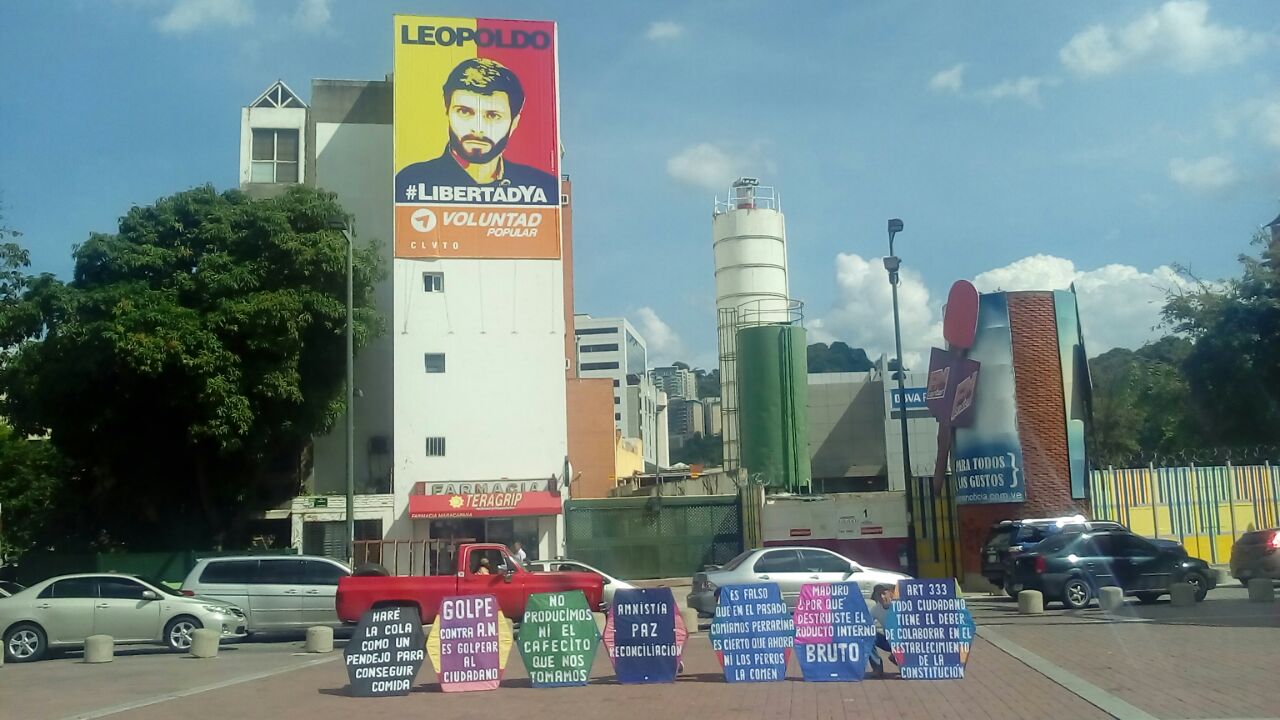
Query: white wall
xmin=392 ymin=255 xmax=568 ymax=550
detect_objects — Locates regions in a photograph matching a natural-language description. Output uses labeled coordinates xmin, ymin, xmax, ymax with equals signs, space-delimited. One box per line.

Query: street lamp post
xmin=884 ymin=218 xmax=918 ymax=577
xmin=327 ymin=216 xmax=356 ymax=567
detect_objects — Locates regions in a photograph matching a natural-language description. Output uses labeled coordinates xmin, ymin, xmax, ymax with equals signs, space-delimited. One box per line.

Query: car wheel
xmin=1183 ymin=572 xmax=1209 ymax=602
xmin=165 ymin=616 xmax=202 ymax=652
xmin=4 ymin=622 xmax=47 ymax=663
xmin=1062 ymin=578 xmax=1092 ymax=610
xmin=1136 ymin=592 xmax=1161 ymax=604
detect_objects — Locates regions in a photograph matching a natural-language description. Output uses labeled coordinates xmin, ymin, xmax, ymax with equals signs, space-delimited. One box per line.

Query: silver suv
xmin=181 ymin=556 xmax=350 ymax=633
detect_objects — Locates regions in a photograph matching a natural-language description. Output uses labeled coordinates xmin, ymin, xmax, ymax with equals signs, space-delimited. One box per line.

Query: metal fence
xmin=565 ymin=494 xmax=743 ymax=580
xmin=1090 ymin=464 xmax=1280 ymax=564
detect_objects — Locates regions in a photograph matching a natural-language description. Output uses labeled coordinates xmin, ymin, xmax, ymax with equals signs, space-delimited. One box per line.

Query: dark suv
xmin=982 ymin=516 xmax=1133 ymax=595
xmin=1009 ymin=529 xmax=1214 ymax=609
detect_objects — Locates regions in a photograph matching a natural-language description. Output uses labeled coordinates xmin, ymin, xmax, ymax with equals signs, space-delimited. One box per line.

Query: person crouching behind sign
xmin=868 ymin=584 xmax=898 ymax=677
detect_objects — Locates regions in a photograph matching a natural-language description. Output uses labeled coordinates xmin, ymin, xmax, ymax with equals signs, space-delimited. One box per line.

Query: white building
xmin=650 ymin=365 xmax=697 ymax=400
xmin=239 ymin=78 xmax=569 ymax=565
xmin=573 ymin=314 xmax=662 ymax=468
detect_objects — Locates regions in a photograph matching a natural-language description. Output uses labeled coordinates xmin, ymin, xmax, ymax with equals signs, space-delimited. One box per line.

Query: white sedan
xmin=1 ymin=573 xmax=247 ymax=662
xmin=524 ymin=559 xmax=636 ymax=606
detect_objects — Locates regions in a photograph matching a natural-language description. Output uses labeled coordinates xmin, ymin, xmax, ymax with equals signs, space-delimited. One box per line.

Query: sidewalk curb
xmin=977 ymin=626 xmax=1159 ymax=720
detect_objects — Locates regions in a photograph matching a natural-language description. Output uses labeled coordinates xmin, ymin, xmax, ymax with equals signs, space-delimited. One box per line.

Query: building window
xmin=580 ymin=343 xmax=619 ymax=353
xmin=251 ymin=128 xmax=299 ymax=183
xmin=614 ymin=413 xmax=621 ymax=421
xmin=424 ymin=353 xmax=446 ymax=373
xmin=581 ymin=361 xmax=620 ymax=371
xmin=574 ymin=327 xmax=617 ymax=336
xmin=614 ymin=396 xmax=620 ymax=405
xmin=423 ymin=272 xmax=444 ymax=292
xmin=613 ymin=380 xmax=620 ymax=387
xmin=425 ymin=437 xmax=446 ymax=456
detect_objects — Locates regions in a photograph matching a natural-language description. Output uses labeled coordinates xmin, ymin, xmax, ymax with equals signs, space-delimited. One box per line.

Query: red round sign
xmin=943 ymin=280 xmax=979 ymax=350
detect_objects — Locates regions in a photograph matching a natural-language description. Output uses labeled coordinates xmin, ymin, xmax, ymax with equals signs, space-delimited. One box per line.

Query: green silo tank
xmin=736 ymin=324 xmax=811 ymax=492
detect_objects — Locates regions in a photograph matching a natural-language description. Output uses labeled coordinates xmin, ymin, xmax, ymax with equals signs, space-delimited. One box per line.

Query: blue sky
xmin=3 ymin=1 xmax=1279 ymax=370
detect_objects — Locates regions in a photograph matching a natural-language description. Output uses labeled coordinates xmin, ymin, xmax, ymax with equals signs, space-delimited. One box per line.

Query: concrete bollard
xmin=1169 ymin=582 xmax=1197 ymax=607
xmin=305 ymin=626 xmax=334 ymax=653
xmin=189 ymin=629 xmax=220 ymax=658
xmin=1017 ymin=590 xmax=1044 ymax=615
xmin=1248 ymin=578 xmax=1276 ymax=603
xmin=84 ymin=635 xmax=114 ymax=663
xmin=680 ymin=606 xmax=700 ymax=635
xmin=1098 ymin=586 xmax=1125 ymax=612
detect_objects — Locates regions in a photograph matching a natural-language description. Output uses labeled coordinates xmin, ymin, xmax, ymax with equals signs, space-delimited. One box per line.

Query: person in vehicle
xmin=476 ymin=558 xmax=492 ymax=575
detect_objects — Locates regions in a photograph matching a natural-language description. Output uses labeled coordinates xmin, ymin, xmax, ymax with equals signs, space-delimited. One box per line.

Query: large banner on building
xmin=393 ymin=16 xmax=561 ymax=259
xmin=952 ymin=293 xmax=1025 ymax=504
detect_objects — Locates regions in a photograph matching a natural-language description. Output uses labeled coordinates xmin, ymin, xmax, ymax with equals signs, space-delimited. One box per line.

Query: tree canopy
xmin=808 ymin=342 xmax=874 ymax=373
xmin=0 ymin=185 xmax=384 ymax=550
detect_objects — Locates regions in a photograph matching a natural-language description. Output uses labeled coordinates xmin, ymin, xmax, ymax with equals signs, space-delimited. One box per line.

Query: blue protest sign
xmin=603 ymin=587 xmax=687 ymax=684
xmin=709 ymin=583 xmax=794 ymax=682
xmin=883 ymin=579 xmax=976 ymax=680
xmin=793 ymin=583 xmax=877 ymax=682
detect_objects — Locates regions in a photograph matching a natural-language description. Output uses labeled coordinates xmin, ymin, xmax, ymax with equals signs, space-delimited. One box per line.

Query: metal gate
xmin=565 ymin=494 xmax=742 ymax=580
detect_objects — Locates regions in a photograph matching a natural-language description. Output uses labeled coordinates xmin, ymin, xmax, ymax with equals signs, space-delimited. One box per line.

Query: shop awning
xmin=409 ymin=490 xmax=563 ymax=519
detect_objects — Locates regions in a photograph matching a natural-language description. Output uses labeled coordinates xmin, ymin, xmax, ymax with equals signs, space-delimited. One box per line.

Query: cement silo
xmin=713 ymin=178 xmax=793 ymax=473
xmin=737 ymin=324 xmax=812 ymax=491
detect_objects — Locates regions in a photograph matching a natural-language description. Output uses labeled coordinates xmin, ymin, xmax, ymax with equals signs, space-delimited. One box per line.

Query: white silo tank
xmin=713 ymin=178 xmax=791 ymax=473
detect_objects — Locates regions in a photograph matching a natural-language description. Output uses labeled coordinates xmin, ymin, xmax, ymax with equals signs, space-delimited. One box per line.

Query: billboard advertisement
xmin=952 ymin=293 xmax=1025 ymax=504
xmin=394 ymin=16 xmax=560 ymax=259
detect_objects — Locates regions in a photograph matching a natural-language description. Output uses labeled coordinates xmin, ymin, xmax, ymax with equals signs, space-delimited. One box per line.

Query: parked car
xmin=1229 ymin=528 xmax=1280 ymax=583
xmin=524 ymin=558 xmax=637 ymax=606
xmin=1 ymin=573 xmax=246 ymax=662
xmin=0 ymin=580 xmax=25 ymax=598
xmin=180 ymin=555 xmax=350 ymax=633
xmin=687 ymin=546 xmax=910 ymax=617
xmin=982 ymin=516 xmax=1180 ymax=596
xmin=1008 ymin=529 xmax=1215 ymax=610
xmin=335 ymin=544 xmax=605 ymax=624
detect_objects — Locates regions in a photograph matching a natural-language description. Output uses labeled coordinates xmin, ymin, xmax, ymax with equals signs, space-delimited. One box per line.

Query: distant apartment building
xmin=650 ymin=365 xmax=697 ymax=400
xmin=668 ymin=398 xmax=705 ymax=444
xmin=703 ymin=397 xmax=723 ymax=436
xmin=573 ymin=314 xmax=661 ymax=467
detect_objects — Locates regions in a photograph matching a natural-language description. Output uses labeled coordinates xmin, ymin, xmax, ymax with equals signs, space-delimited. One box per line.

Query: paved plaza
xmin=2 ymin=587 xmax=1276 ymax=720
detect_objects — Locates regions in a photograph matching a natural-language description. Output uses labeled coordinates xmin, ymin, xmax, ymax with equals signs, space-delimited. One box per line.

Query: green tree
xmin=1164 ymin=232 xmax=1280 ymax=447
xmin=671 ymin=432 xmax=723 ymax=467
xmin=0 ymin=425 xmax=72 ymax=555
xmin=807 ymin=342 xmax=874 ymax=373
xmin=1087 ymin=339 xmax=1198 ymax=466
xmin=0 ymin=186 xmax=384 ymax=549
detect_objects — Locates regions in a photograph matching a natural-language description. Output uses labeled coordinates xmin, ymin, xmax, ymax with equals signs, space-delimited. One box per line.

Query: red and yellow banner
xmin=394 ymin=16 xmax=561 ymax=259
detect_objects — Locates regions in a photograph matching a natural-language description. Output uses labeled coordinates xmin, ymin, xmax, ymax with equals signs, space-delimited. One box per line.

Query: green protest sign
xmin=517 ymin=590 xmax=600 ymax=688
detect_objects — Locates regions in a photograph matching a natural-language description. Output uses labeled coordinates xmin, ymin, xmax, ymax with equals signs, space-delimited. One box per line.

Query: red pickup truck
xmin=335 ymin=543 xmax=605 ymax=623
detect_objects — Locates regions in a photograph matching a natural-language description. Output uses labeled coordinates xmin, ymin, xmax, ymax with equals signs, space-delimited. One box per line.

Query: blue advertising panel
xmin=890 ymin=387 xmax=928 ymax=411
xmin=709 ymin=583 xmax=794 ymax=682
xmin=954 ymin=293 xmax=1026 ymax=504
xmin=793 ymin=582 xmax=877 ymax=682
xmin=883 ymin=579 xmax=975 ymax=680
xmin=603 ymin=587 xmax=687 ymax=684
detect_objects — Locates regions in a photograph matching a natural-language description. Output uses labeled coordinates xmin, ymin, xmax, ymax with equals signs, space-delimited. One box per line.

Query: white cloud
xmin=635 ymin=307 xmax=685 ymax=367
xmin=666 ymin=142 xmax=772 ymax=193
xmin=929 ymin=64 xmax=966 ymax=94
xmin=1253 ymin=101 xmax=1280 ymax=150
xmin=981 ymin=76 xmax=1050 ymax=106
xmin=154 ymin=0 xmax=252 ymax=34
xmin=972 ymin=255 xmax=1199 ymax=353
xmin=809 ymin=253 xmax=943 ymax=373
xmin=1168 ymin=155 xmax=1238 ymax=192
xmin=812 ymin=253 xmax=1201 ymax=365
xmin=646 ymin=21 xmax=685 ymax=41
xmin=1060 ymin=0 xmax=1266 ymax=77
xmin=292 ymin=0 xmax=330 ymax=31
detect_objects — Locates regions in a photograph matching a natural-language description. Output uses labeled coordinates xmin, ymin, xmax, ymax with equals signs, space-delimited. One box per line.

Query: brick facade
xmin=956 ymin=292 xmax=1090 ymax=579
